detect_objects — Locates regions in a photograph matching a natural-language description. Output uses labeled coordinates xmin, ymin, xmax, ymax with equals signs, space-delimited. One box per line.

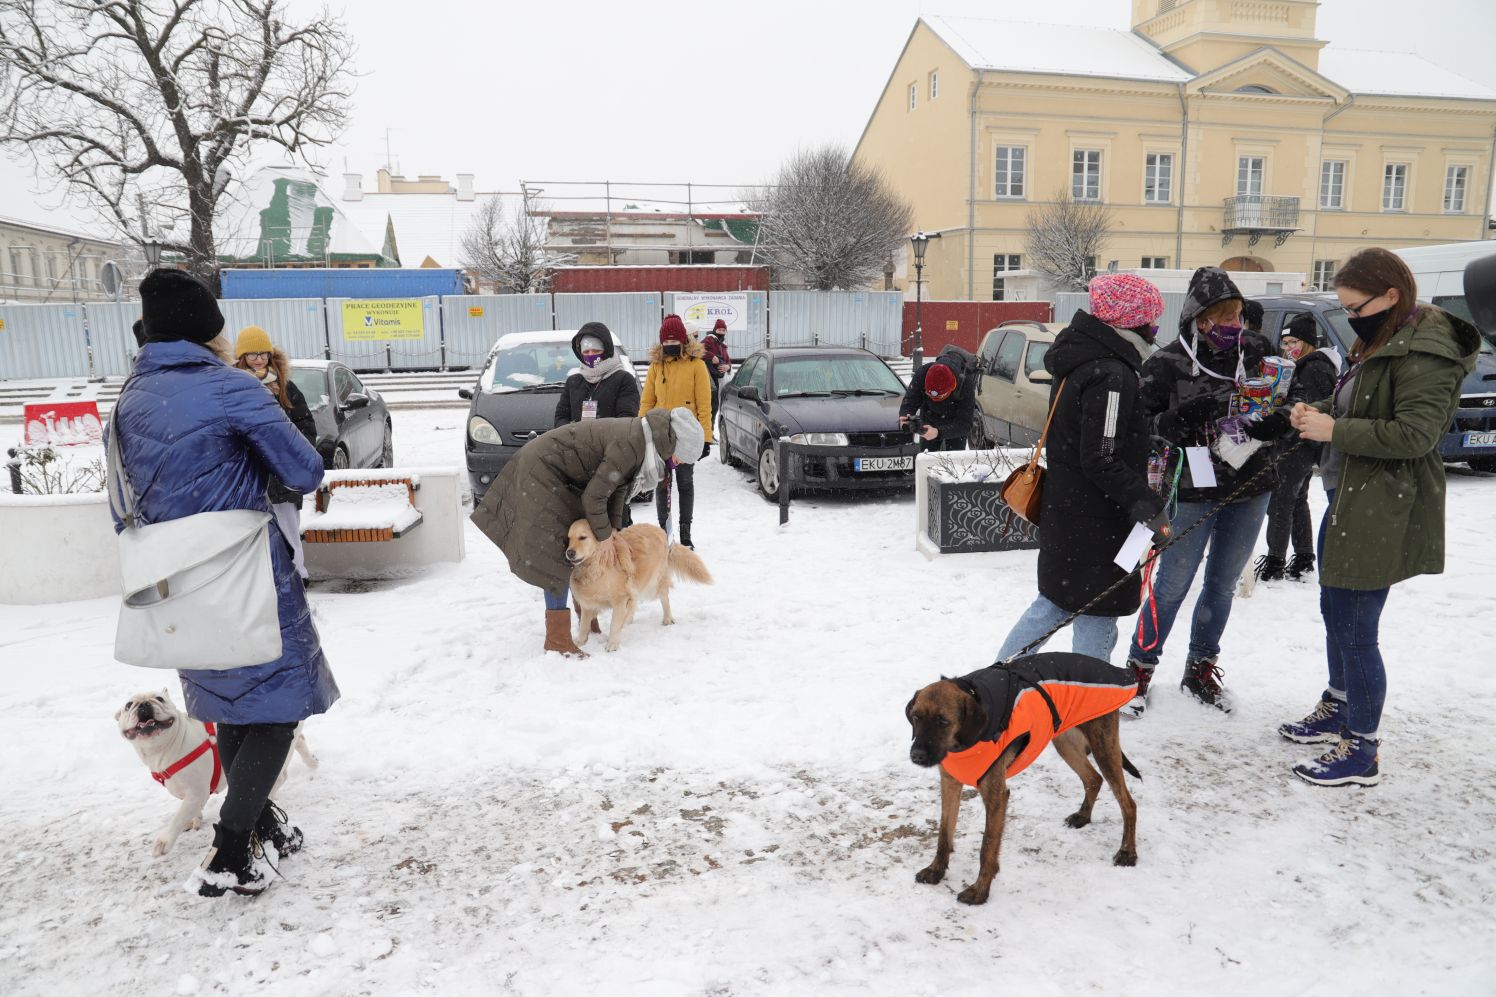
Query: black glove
xmin=1243 ymin=411 xmax=1290 ymax=442
xmin=702 ymin=441 xmax=711 ymax=459
xmin=1174 ymin=394 xmax=1221 ymax=426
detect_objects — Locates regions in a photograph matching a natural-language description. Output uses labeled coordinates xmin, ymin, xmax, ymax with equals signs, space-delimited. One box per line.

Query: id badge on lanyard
xmin=582 ymin=400 xmax=599 ymax=420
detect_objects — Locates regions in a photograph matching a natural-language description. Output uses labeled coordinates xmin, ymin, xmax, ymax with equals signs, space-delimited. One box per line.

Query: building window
xmin=1312 ymin=259 xmax=1338 ymax=290
xmin=908 ymin=84 xmax=916 ymax=111
xmin=929 ymin=71 xmax=939 ymax=100
xmin=992 ymin=254 xmax=1021 ymax=301
xmin=1140 ymin=256 xmax=1169 ymax=269
xmin=1144 ymin=153 xmax=1173 ymax=204
xmin=1237 ymin=156 xmax=1265 ymax=197
xmin=1383 ymin=164 xmax=1409 ymax=211
xmin=1444 ymin=165 xmax=1469 ymax=212
xmin=1072 ymin=150 xmax=1102 ymax=201
xmin=1319 ymin=160 xmax=1346 ymax=209
xmin=994 ymin=146 xmax=1026 ymax=199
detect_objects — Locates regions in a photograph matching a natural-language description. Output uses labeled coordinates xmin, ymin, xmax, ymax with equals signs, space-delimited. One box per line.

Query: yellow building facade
xmin=854 ymin=0 xmax=1496 ymax=300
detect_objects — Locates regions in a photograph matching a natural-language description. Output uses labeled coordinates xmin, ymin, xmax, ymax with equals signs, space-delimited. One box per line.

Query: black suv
xmin=1253 ymin=294 xmax=1496 ymax=472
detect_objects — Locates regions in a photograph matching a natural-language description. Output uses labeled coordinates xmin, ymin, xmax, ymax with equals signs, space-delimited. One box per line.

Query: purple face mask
xmin=1203 ymin=323 xmax=1242 ymax=351
xmin=581 ymin=354 xmax=602 ymax=368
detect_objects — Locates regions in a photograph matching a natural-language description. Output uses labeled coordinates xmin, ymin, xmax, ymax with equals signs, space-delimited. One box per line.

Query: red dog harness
xmin=150 ymin=721 xmax=222 ymax=794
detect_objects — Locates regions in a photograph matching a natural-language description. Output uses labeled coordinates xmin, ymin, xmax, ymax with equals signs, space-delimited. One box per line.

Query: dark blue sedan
xmin=717 ymin=347 xmax=920 ymax=501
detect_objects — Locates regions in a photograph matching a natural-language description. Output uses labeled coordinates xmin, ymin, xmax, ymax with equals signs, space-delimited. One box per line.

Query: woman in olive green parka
xmin=1281 ymin=248 xmax=1479 ymax=788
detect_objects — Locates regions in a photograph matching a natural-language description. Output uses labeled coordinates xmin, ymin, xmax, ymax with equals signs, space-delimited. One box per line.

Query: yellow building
xmin=854 ymin=0 xmax=1496 ymax=300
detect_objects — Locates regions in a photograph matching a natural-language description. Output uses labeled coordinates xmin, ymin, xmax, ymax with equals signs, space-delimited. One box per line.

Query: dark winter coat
xmin=110 ymin=340 xmax=339 ymax=725
xmin=1037 ymin=311 xmax=1166 ymax=616
xmin=939 ymin=653 xmax=1138 ymax=787
xmin=267 ymin=379 xmax=318 ymax=507
xmin=553 ymin=330 xmax=641 ymax=427
xmin=1272 ymin=348 xmax=1339 ymax=477
xmin=899 ymin=346 xmax=978 ymax=446
xmin=1314 ymin=306 xmax=1479 ymax=590
xmin=702 ymin=333 xmax=731 ymax=381
xmin=470 ymin=410 xmax=679 ymax=595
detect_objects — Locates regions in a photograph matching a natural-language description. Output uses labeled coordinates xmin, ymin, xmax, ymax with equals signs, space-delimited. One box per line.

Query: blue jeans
xmin=543 ymin=586 xmax=569 ymax=611
xmin=1317 ymin=491 xmax=1389 ymax=736
xmin=1128 ymin=493 xmax=1270 ymax=666
xmin=998 ymin=594 xmax=1120 ymax=663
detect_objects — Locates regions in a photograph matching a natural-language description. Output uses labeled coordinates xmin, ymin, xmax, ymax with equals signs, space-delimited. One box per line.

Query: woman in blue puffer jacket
xmin=112 ymin=269 xmax=338 ymax=897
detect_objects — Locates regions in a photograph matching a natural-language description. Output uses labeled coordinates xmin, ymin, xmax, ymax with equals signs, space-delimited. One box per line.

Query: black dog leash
xmin=1001 ymin=439 xmax=1308 ymax=665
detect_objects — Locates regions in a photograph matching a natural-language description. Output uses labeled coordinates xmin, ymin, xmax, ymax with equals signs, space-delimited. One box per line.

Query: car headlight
xmin=788 ymin=432 xmax=849 ymax=446
xmin=468 ymin=415 xmax=504 ymax=445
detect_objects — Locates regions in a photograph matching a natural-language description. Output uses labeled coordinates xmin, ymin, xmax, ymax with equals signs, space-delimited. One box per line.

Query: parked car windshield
xmin=772 ymin=356 xmax=904 ymax=398
xmin=481 ymin=342 xmax=580 ymax=392
xmin=289 ymin=367 xmax=329 ymax=409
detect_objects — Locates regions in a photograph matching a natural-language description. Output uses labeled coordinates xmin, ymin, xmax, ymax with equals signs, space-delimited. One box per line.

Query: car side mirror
xmin=342 ymin=392 xmax=370 ymax=411
xmin=458 ymin=387 xmax=474 ymax=400
xmin=1028 ymin=369 xmax=1053 ymax=384
xmin=738 ymin=385 xmax=761 ymax=403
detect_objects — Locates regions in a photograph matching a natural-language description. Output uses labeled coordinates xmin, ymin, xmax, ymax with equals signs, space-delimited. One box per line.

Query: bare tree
xmin=0 ymin=0 xmax=355 ymax=285
xmin=750 ymin=145 xmax=913 ymax=291
xmin=1024 ymin=189 xmax=1113 ymax=291
xmin=459 ymin=195 xmax=573 ymax=294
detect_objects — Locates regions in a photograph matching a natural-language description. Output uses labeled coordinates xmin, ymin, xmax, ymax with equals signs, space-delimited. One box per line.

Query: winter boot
xmin=1253 ymin=554 xmax=1286 ymax=582
xmin=1292 ymin=734 xmax=1380 ymax=787
xmin=194 ymin=824 xmax=268 ymax=897
xmin=678 ymin=519 xmax=694 ymax=550
xmin=1286 ymin=553 xmax=1316 ymax=581
xmin=1122 ymin=661 xmax=1154 ymax=719
xmin=543 ymin=609 xmax=588 ymax=659
xmin=573 ymin=603 xmax=601 ymax=635
xmin=255 ymin=801 xmax=304 ymax=858
xmin=1180 ymin=656 xmax=1233 ymax=713
xmin=1277 ymin=691 xmax=1346 ymax=744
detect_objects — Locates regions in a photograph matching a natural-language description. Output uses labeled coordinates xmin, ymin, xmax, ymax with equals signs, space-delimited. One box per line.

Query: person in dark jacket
xmin=1246 ymin=314 xmax=1339 ymax=581
xmin=995 ymin=274 xmax=1170 ymax=663
xmin=233 ymin=325 xmax=318 ymax=582
xmin=470 ymin=407 xmax=704 ymax=659
xmin=1124 ymin=267 xmax=1276 ymax=717
xmin=111 ymin=269 xmax=336 ymax=898
xmin=702 ymin=318 xmax=732 ymax=417
xmin=899 ymin=345 xmax=978 ymax=451
xmin=554 ymin=323 xmax=640 ymax=427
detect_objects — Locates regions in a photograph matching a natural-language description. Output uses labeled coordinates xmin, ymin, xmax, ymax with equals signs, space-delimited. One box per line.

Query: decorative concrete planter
xmin=924 ymin=476 xmax=1039 ymax=554
xmin=0 ymin=491 xmax=119 ymax=604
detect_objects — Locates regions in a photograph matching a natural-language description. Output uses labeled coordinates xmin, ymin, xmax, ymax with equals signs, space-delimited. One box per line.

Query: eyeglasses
xmin=1343 ymin=294 xmax=1382 ymax=317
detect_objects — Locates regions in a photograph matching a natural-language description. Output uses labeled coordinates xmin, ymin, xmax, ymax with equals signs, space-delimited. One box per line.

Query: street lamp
xmin=909 ymin=231 xmax=941 ymax=369
xmin=142 ymin=238 xmax=162 ymax=270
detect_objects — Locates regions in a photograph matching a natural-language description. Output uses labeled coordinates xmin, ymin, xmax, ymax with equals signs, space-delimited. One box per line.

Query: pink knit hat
xmin=1088 ymin=273 xmax=1165 ymax=330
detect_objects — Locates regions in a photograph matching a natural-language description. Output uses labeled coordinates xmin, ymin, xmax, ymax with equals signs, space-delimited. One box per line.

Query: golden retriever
xmin=565 ymin=519 xmax=713 ymax=651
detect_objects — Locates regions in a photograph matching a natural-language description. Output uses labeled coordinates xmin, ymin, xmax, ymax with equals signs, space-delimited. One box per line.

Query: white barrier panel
xmin=0 ymin=491 xmax=120 ymax=604
xmin=302 ymin=466 xmax=466 ymax=580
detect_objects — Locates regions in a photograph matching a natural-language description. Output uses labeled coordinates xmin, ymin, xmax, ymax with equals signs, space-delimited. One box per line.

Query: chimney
xmin=342 ymin=173 xmax=363 ymax=201
xmin=456 ymin=173 xmax=475 ymax=201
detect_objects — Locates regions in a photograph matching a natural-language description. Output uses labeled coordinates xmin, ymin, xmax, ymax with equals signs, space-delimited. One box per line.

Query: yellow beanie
xmin=234 ymin=325 xmax=273 ymax=358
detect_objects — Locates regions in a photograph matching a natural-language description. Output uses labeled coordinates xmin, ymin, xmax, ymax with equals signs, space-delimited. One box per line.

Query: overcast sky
xmin=3 ymin=0 xmax=1494 ymax=233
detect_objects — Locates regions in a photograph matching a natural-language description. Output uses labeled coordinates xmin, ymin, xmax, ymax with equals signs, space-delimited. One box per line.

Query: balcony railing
xmin=1222 ymin=195 xmax=1300 ymax=247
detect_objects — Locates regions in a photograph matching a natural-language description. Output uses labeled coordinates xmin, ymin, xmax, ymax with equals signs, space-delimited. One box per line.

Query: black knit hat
xmin=139 ymin=268 xmax=224 ymax=344
xmin=1242 ymin=299 xmax=1264 ymax=331
xmin=572 ymin=321 xmax=615 ymax=360
xmin=1178 ymin=266 xmax=1243 ymax=338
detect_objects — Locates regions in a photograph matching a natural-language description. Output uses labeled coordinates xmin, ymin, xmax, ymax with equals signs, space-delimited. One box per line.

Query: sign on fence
xmin=24 ymin=401 xmax=102 ymax=446
xmin=342 ymin=299 xmax=424 ymax=340
xmin=673 ymin=293 xmax=750 ymax=333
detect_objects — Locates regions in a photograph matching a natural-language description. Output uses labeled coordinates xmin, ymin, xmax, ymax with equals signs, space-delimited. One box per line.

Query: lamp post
xmin=142 ymin=238 xmax=162 ymax=270
xmin=909 ymin=231 xmax=940 ymax=369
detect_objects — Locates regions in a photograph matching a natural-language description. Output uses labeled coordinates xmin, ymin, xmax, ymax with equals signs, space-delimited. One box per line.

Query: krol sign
xmin=674 ymin=293 xmax=749 ymax=333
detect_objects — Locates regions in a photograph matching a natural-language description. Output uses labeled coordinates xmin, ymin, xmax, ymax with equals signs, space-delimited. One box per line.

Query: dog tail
xmin=1121 ymin=753 xmax=1142 ymax=780
xmin=668 ymin=543 xmax=714 ymax=585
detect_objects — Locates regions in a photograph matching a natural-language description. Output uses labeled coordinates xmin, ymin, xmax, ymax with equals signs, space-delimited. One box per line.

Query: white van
xmin=1394 ymin=241 xmax=1496 ymax=338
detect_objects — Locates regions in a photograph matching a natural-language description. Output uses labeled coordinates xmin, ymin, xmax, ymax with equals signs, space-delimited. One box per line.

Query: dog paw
xmin=914 ymin=866 xmax=945 ymax=885
xmin=151 ymin=835 xmax=173 ymax=856
xmin=1064 ymin=812 xmax=1091 ymax=829
xmin=956 ymin=885 xmax=989 ymax=906
xmin=304 ymin=752 xmax=320 ymax=770
xmin=1113 ymin=849 xmax=1138 ymax=867
xmin=606 ymin=642 xmax=620 ymax=652
xmin=187 ymin=817 xmax=203 ymax=832
xmin=661 ymin=617 xmax=675 ymax=627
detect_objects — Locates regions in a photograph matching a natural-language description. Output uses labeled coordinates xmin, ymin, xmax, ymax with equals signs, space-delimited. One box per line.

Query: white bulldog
xmin=116 ymin=689 xmax=318 ymax=856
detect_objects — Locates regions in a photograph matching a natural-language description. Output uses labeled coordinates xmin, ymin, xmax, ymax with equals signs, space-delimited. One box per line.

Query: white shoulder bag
xmin=108 ymin=394 xmax=283 ymax=670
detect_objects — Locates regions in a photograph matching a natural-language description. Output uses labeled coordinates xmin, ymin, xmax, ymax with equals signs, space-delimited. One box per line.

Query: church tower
xmin=1131 ymin=0 xmax=1326 ymax=74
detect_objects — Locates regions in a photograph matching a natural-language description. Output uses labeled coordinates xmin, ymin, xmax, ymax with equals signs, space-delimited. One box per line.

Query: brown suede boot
xmin=544 ymin=609 xmax=588 ymax=658
xmin=573 ymin=603 xmax=602 ymax=634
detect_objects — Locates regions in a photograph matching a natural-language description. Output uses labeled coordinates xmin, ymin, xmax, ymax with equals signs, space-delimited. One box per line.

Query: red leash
xmin=150 ymin=721 xmax=222 ymax=794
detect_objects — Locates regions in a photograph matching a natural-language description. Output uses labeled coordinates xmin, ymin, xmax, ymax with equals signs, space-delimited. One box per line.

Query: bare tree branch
xmin=459 ymin=196 xmax=575 ymax=294
xmin=1024 ymin=188 xmax=1113 ymax=292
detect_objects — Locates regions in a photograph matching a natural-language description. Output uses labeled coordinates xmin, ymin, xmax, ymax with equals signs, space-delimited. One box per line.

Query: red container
xmin=551 ymin=265 xmax=770 ymax=294
xmin=901 ymin=301 xmax=1052 ymax=355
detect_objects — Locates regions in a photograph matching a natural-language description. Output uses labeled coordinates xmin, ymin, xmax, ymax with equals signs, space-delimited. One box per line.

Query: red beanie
xmin=712 ymin=318 xmax=727 ymax=332
xmin=659 ymin=314 xmax=689 ymax=344
xmin=924 ymin=361 xmax=958 ymax=401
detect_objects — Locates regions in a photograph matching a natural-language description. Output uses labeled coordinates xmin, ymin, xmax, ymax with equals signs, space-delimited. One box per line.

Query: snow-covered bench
xmin=302 ymin=473 xmax=423 ymax=544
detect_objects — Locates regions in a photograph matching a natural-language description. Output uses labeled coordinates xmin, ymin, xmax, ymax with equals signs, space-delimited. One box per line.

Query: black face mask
xmin=1346 ymin=309 xmax=1389 ymax=341
xmin=663 ymin=344 xmax=682 ymax=358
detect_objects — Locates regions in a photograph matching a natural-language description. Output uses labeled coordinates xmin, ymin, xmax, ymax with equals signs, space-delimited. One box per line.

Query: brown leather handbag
xmin=1000 ymin=380 xmax=1065 ymax=525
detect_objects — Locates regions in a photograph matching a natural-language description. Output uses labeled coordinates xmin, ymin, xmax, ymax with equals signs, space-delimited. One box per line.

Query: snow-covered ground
xmin=3 ymin=408 xmax=1495 ymax=996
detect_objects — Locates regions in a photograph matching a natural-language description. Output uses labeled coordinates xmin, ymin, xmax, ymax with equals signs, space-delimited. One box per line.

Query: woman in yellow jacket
xmin=639 ymin=314 xmax=713 ymax=548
